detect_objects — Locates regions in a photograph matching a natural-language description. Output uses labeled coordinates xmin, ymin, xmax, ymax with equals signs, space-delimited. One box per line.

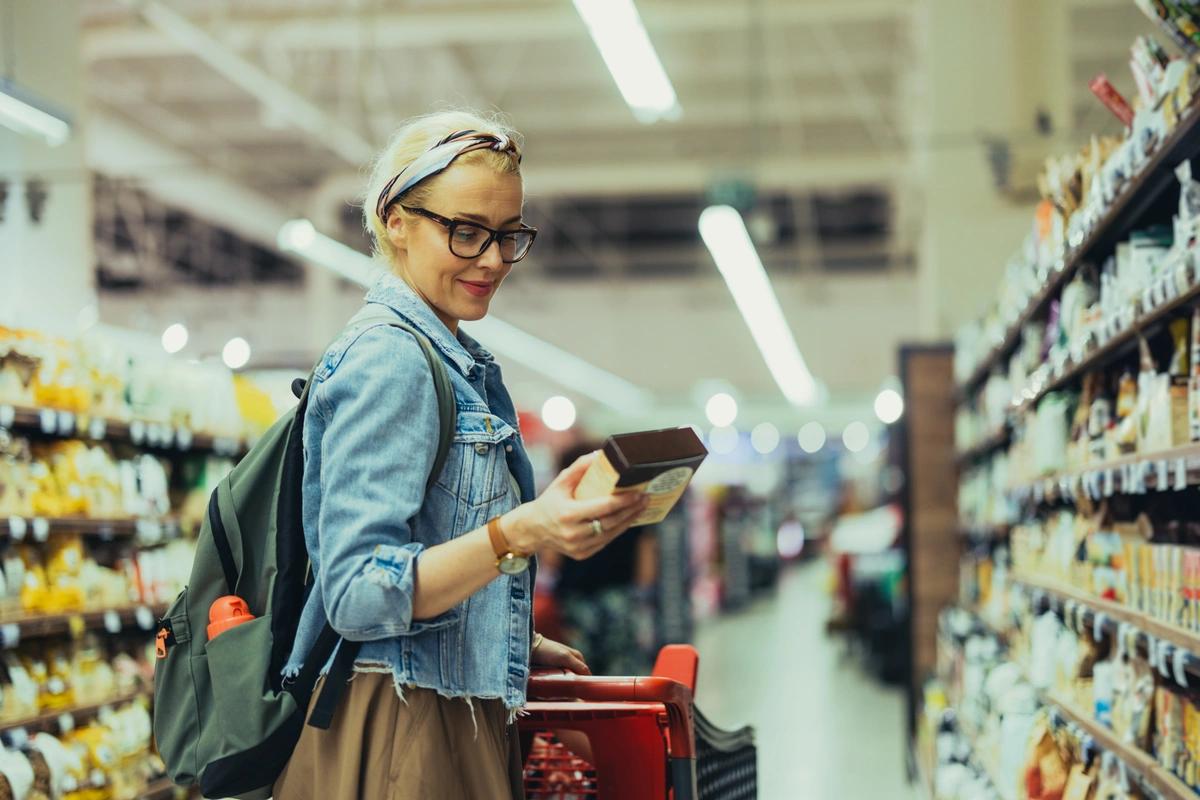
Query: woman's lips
xmin=459 ymin=280 xmax=494 ymax=297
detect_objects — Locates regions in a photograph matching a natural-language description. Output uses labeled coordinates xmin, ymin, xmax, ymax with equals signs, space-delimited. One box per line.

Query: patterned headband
xmin=375 ymin=130 xmax=522 ymax=222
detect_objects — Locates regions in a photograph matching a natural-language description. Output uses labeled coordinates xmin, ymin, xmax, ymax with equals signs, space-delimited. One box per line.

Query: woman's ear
xmin=385 ymin=211 xmax=408 ymax=256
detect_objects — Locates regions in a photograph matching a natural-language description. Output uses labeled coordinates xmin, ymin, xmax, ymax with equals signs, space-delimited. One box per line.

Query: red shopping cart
xmin=521 ymin=644 xmax=757 ymax=800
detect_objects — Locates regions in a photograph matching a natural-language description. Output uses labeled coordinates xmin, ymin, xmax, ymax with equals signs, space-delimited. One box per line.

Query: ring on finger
xmin=590 ymin=518 xmax=603 ymax=537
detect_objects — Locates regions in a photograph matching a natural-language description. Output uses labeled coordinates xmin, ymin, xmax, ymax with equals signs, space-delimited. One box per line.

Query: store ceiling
xmin=78 ymin=0 xmax=1162 ymax=422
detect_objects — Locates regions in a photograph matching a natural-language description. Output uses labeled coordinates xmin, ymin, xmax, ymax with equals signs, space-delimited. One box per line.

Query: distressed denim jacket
xmin=282 ymin=271 xmax=537 ymax=711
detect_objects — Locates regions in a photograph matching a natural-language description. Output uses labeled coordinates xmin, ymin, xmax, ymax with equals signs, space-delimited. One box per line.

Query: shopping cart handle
xmin=526 ymin=672 xmax=697 ymax=759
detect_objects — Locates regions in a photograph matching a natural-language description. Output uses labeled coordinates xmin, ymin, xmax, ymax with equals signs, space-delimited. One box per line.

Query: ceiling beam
xmin=117 ymin=0 xmax=372 ymax=164
xmin=85 ymin=1 xmax=911 ymax=61
xmin=139 ymin=92 xmax=902 ymax=145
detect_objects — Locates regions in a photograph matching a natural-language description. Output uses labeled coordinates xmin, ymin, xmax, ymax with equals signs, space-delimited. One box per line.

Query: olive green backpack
xmin=152 ymin=304 xmax=457 ymax=799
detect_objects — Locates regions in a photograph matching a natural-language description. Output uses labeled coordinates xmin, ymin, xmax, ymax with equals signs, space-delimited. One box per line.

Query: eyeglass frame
xmin=396 ymin=204 xmax=538 ymax=264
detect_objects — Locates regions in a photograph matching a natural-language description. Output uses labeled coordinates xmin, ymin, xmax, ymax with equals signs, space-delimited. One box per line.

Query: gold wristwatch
xmin=487 ymin=516 xmax=530 ymax=575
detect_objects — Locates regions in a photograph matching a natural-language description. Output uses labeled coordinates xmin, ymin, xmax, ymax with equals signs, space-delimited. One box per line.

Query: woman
xmin=273 ymin=110 xmax=650 ymax=799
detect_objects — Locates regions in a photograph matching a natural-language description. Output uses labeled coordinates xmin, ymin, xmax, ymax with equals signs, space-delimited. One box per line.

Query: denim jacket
xmin=282 ymin=272 xmax=537 ymax=711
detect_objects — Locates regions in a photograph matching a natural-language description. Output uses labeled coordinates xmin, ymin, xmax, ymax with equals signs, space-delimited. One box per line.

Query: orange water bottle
xmin=207 ymin=596 xmax=256 ymax=641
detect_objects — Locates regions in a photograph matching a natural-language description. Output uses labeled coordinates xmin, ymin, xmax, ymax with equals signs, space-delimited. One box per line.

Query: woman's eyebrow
xmin=455 ymin=211 xmax=523 ymax=226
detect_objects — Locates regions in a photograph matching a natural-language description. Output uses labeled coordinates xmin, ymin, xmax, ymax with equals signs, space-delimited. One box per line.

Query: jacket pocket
xmin=434 ymin=410 xmax=517 ymax=510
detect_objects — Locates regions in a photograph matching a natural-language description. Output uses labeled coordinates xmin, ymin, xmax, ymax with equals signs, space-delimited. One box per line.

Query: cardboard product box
xmin=573 ymin=427 xmax=708 ymax=526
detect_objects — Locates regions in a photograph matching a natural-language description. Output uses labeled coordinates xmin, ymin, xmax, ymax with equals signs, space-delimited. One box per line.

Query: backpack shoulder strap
xmin=305 ymin=304 xmax=458 ymax=492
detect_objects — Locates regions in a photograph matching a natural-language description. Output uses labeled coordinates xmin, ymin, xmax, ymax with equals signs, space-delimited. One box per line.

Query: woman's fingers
xmin=551 ymin=451 xmax=598 ymax=493
xmin=570 ymin=490 xmax=644 ymax=523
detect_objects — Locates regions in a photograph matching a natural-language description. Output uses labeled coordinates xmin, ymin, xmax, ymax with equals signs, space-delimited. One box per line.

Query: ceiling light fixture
xmin=571 ymin=0 xmax=680 ymax=123
xmin=699 ymin=205 xmax=818 ymax=406
xmin=0 ymin=79 xmax=71 ymax=146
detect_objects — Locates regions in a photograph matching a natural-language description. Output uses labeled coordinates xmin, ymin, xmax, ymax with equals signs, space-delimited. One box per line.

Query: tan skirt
xmin=272 ymin=672 xmax=526 ymax=800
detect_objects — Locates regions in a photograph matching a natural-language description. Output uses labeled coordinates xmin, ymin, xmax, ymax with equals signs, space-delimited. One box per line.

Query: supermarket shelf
xmin=1137 ymin=5 xmax=1200 ymax=59
xmin=955 ymin=426 xmax=1011 ymax=466
xmin=1043 ymin=690 xmax=1195 ymax=800
xmin=0 ymin=603 xmax=171 ymax=643
xmin=956 ymin=99 xmax=1200 ymax=404
xmin=1009 ymin=442 xmax=1200 ymax=502
xmin=952 ymin=714 xmax=1005 ymax=796
xmin=0 ymin=516 xmax=185 ymax=542
xmin=1014 ymin=270 xmax=1200 ymax=415
xmin=0 ymin=404 xmax=247 ymax=458
xmin=1014 ymin=574 xmax=1200 ymax=673
xmin=0 ymin=688 xmax=149 ymax=738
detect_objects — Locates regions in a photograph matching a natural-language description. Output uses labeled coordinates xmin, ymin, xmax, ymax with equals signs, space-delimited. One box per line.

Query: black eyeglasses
xmin=400 ymin=205 xmax=538 ymax=264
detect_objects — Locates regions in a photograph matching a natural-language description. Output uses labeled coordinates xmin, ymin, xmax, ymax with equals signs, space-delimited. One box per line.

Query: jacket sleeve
xmin=310 ymin=324 xmax=459 ymax=641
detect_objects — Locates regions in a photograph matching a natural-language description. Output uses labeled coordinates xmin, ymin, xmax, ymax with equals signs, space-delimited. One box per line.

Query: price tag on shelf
xmin=129 ymin=420 xmax=146 ymax=445
xmin=58 ymin=713 xmax=74 ymax=734
xmin=8 ymin=728 xmax=28 ymax=750
xmin=7 ymin=517 xmax=25 ymax=541
xmin=1157 ymin=640 xmax=1173 ymax=678
xmin=38 ymin=408 xmax=57 ymax=434
xmin=1158 ymin=459 xmax=1169 ymax=489
xmin=103 ymin=610 xmax=121 ymax=635
xmin=176 ymin=427 xmax=193 ymax=451
xmin=146 ymin=424 xmax=162 ymax=447
xmin=0 ymin=405 xmax=13 ymax=429
xmin=56 ymin=411 xmax=75 ymax=436
xmin=1 ymin=624 xmax=21 ymax=649
xmin=1174 ymin=647 xmax=1191 ymax=688
xmin=67 ymin=615 xmax=85 ymax=639
xmin=135 ymin=606 xmax=155 ymax=631
xmin=87 ymin=417 xmax=106 ymax=441
xmin=1093 ymin=612 xmax=1108 ymax=642
xmin=31 ymin=517 xmax=49 ymax=543
xmin=1176 ymin=458 xmax=1189 ymax=491
xmin=1103 ymin=469 xmax=1115 ymax=497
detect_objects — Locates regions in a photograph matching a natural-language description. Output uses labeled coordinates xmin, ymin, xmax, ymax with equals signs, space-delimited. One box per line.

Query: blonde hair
xmin=362 ymin=109 xmax=524 ymax=265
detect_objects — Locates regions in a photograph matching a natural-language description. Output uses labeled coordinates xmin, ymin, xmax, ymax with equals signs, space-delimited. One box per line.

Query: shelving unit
xmin=957 ymin=99 xmax=1200 ymax=402
xmin=1006 ymin=259 xmax=1200 ymax=415
xmin=0 ymin=689 xmax=151 ymax=738
xmin=0 ymin=603 xmax=172 ymax=644
xmin=1008 ymin=441 xmax=1200 ymax=501
xmin=955 ymin=426 xmax=1010 ymax=466
xmin=1013 ymin=574 xmax=1200 ymax=674
xmin=0 ymin=403 xmax=248 ymax=458
xmin=1043 ymin=691 xmax=1195 ymax=800
xmin=0 ymin=516 xmax=185 ymax=542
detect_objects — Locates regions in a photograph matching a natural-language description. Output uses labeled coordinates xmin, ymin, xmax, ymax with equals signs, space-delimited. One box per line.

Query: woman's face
xmin=386 ymin=163 xmax=524 ymax=334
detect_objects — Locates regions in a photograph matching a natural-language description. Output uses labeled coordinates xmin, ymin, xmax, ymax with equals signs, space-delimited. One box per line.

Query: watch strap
xmin=487 ymin=516 xmax=511 ymax=559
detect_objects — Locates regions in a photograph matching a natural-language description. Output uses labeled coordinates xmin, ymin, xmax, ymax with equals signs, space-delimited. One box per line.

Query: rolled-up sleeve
xmin=311 ymin=324 xmax=458 ymax=641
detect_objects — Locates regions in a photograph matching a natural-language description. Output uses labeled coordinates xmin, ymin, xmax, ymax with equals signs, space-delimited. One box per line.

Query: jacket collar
xmin=364 ymin=271 xmax=493 ymax=378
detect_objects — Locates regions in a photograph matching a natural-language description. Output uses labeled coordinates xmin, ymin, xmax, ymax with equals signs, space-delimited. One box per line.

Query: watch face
xmin=498 ymin=554 xmax=530 ymax=575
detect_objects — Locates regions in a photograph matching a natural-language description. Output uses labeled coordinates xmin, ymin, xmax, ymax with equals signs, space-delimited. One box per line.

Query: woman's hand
xmin=503 ymin=452 xmax=649 ymax=560
xmin=532 ymin=635 xmax=591 ymax=675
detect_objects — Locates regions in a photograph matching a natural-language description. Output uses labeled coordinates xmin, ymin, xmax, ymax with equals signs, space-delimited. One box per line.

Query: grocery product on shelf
xmin=0 ymin=324 xmax=264 ymax=444
xmin=0 ymin=318 xmax=252 ymax=800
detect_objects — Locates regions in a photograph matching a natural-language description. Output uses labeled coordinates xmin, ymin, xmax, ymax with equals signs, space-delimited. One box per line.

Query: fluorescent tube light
xmin=698 ymin=205 xmax=818 ymax=407
xmin=276 ymin=219 xmax=652 ymax=414
xmin=0 ymin=79 xmax=71 ymax=146
xmin=466 ymin=315 xmax=653 ymax=415
xmin=277 ymin=219 xmax=382 ymax=286
xmin=572 ymin=0 xmax=680 ymax=123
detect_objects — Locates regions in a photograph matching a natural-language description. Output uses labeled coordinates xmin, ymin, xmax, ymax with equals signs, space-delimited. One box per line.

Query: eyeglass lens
xmin=450 ymin=223 xmax=534 ymax=262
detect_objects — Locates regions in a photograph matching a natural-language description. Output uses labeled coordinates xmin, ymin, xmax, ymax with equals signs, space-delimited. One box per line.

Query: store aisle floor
xmin=694 ymin=561 xmax=918 ymax=800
